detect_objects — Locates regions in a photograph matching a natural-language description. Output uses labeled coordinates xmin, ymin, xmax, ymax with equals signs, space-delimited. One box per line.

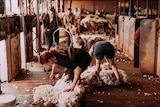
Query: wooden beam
xmin=70 ymin=0 xmax=72 ymax=8
xmin=36 ymin=0 xmax=41 ymax=50
xmin=146 ymin=0 xmax=149 ymax=17
xmin=158 ymin=0 xmax=160 ymax=18
xmin=64 ymin=0 xmax=113 ymax=1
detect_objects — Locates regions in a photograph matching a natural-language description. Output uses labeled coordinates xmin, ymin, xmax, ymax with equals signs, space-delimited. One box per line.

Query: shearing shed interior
xmin=0 ymin=0 xmax=160 ymax=107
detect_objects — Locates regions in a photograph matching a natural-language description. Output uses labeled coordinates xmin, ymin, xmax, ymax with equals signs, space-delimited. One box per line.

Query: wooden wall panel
xmin=128 ymin=17 xmax=136 ymax=58
xmin=6 ymin=33 xmax=21 ymax=80
xmin=123 ymin=16 xmax=130 ymax=54
xmin=115 ymin=24 xmax=119 ymax=46
xmin=11 ymin=34 xmax=21 ymax=78
xmin=123 ymin=16 xmax=136 ymax=58
xmin=6 ymin=35 xmax=12 ymax=81
xmin=139 ymin=19 xmax=156 ymax=74
xmin=64 ymin=0 xmax=116 ymax=13
xmin=118 ymin=15 xmax=124 ymax=48
xmin=156 ymin=19 xmax=160 ymax=76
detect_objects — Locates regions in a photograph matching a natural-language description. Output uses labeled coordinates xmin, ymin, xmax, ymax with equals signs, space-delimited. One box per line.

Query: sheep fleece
xmin=33 ymin=63 xmax=128 ymax=106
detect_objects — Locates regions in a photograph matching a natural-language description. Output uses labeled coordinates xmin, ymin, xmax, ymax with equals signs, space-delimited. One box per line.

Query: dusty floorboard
xmin=1 ymin=34 xmax=160 ymax=107
xmin=1 ymin=51 xmax=160 ymax=107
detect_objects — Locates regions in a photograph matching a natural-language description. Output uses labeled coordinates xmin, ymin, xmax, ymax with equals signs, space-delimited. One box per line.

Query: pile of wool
xmin=33 ymin=74 xmax=85 ymax=107
xmin=80 ymin=63 xmax=128 ymax=86
xmin=80 ymin=14 xmax=115 ymax=34
xmin=75 ymin=36 xmax=104 ymax=50
xmin=77 ymin=34 xmax=116 ymax=50
xmin=99 ymin=67 xmax=128 ymax=86
xmin=80 ymin=15 xmax=107 ymax=28
xmin=80 ymin=66 xmax=102 ymax=86
xmin=105 ymin=13 xmax=116 ymax=21
xmin=58 ymin=85 xmax=84 ymax=107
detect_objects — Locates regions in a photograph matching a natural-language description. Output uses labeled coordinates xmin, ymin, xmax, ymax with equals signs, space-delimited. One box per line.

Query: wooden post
xmin=158 ymin=0 xmax=160 ymax=18
xmin=21 ymin=0 xmax=27 ymax=69
xmin=136 ymin=0 xmax=139 ymax=18
xmin=3 ymin=0 xmax=6 ymax=16
xmin=70 ymin=0 xmax=72 ymax=9
xmin=146 ymin=0 xmax=149 ymax=18
xmin=36 ymin=0 xmax=41 ymax=50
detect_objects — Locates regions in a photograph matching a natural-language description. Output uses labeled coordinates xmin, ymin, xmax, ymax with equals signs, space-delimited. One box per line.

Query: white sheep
xmin=33 ymin=63 xmax=128 ymax=106
xmin=33 ymin=74 xmax=85 ymax=107
xmin=58 ymin=85 xmax=85 ymax=107
xmin=33 ymin=85 xmax=60 ymax=104
xmin=80 ymin=63 xmax=128 ymax=86
xmin=80 ymin=66 xmax=102 ymax=86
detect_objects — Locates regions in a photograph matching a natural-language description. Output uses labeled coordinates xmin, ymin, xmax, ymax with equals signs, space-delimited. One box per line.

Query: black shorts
xmin=93 ymin=41 xmax=115 ymax=60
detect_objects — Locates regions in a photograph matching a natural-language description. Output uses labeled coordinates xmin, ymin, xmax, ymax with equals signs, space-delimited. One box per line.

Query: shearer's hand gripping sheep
xmin=52 ymin=27 xmax=74 ymax=60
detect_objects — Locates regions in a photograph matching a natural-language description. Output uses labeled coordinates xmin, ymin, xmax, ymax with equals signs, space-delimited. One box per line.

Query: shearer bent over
xmin=40 ymin=47 xmax=92 ymax=92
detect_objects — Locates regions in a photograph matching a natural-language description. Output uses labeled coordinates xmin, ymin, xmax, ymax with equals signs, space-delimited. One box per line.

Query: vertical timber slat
xmin=11 ymin=34 xmax=20 ymax=78
xmin=123 ymin=16 xmax=130 ymax=54
xmin=157 ymin=19 xmax=160 ymax=76
xmin=128 ymin=17 xmax=136 ymax=58
xmin=118 ymin=15 xmax=124 ymax=48
xmin=6 ymin=35 xmax=12 ymax=81
xmin=140 ymin=19 xmax=156 ymax=74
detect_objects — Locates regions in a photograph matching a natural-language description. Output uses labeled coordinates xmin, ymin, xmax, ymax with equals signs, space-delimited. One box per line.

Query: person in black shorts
xmin=40 ymin=47 xmax=92 ymax=92
xmin=89 ymin=41 xmax=120 ymax=81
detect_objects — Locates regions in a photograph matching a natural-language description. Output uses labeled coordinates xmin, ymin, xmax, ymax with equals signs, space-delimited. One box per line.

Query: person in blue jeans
xmin=44 ymin=7 xmax=59 ymax=50
xmin=89 ymin=41 xmax=121 ymax=82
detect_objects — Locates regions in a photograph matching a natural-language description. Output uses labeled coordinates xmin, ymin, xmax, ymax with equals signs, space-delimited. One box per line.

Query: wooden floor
xmin=1 ymin=49 xmax=160 ymax=107
xmin=1 ymin=34 xmax=160 ymax=107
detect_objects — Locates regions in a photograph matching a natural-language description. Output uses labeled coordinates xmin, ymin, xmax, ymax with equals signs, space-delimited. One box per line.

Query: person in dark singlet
xmin=44 ymin=7 xmax=59 ymax=50
xmin=40 ymin=47 xmax=92 ymax=92
xmin=89 ymin=41 xmax=120 ymax=82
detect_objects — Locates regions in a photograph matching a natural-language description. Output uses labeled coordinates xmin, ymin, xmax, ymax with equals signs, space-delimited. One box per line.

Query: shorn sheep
xmin=33 ymin=63 xmax=128 ymax=106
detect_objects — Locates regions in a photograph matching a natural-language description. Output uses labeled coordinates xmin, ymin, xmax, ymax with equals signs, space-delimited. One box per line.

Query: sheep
xmin=99 ymin=69 xmax=128 ymax=86
xmin=33 ymin=63 xmax=128 ymax=106
xmin=33 ymin=74 xmax=85 ymax=107
xmin=58 ymin=85 xmax=85 ymax=107
xmin=33 ymin=85 xmax=60 ymax=105
xmin=80 ymin=63 xmax=128 ymax=86
xmin=80 ymin=66 xmax=102 ymax=86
